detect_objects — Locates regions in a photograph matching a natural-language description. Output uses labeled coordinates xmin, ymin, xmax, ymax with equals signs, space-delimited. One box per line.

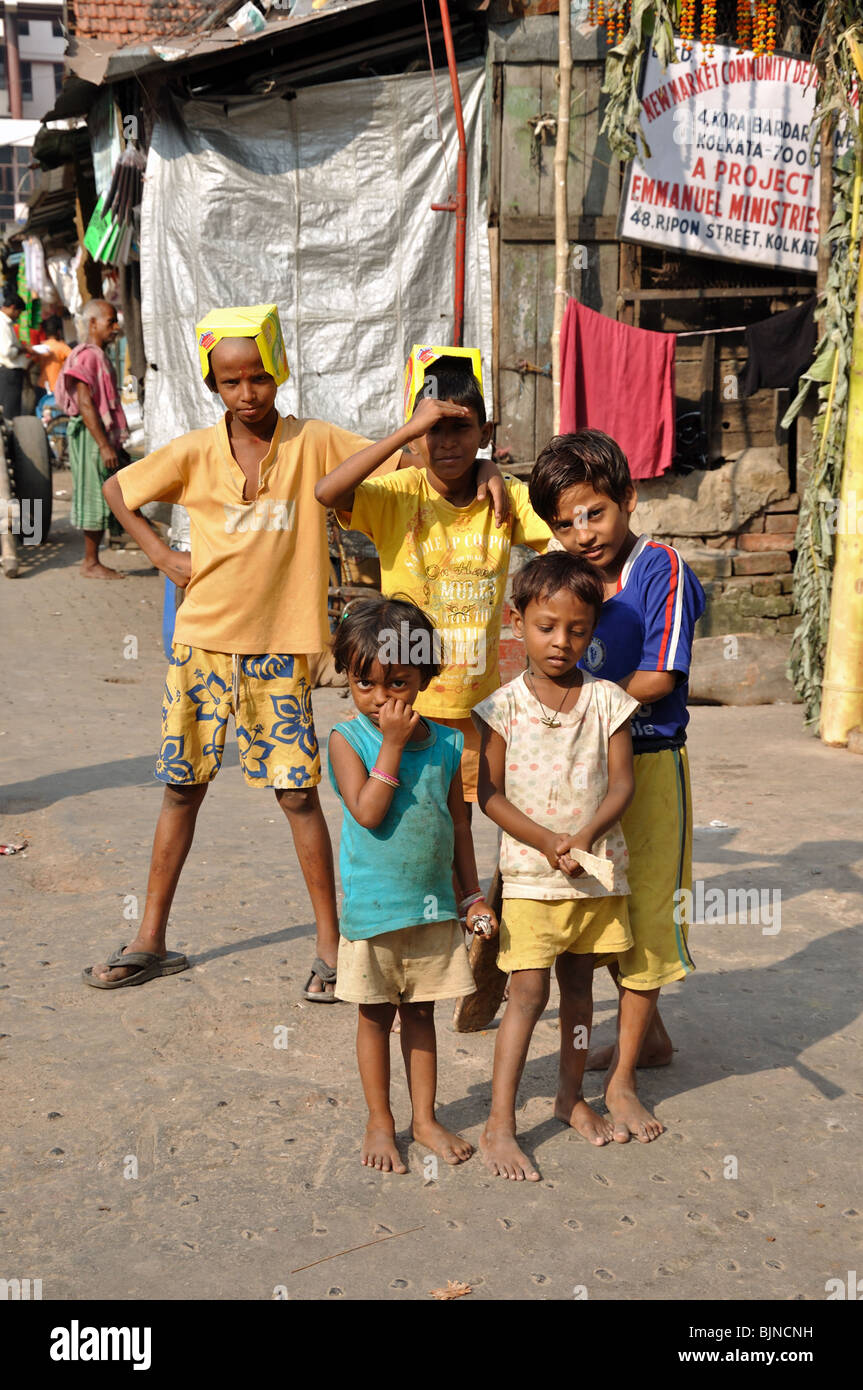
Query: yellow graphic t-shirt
xmin=118 ymin=413 xmax=398 ymax=655
xmin=344 ymin=468 xmax=551 ymax=718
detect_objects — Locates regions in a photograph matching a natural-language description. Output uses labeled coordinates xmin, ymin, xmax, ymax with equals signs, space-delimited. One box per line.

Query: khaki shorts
xmin=498 ymin=894 xmax=633 ymax=973
xmin=335 ymin=919 xmax=476 ymax=1006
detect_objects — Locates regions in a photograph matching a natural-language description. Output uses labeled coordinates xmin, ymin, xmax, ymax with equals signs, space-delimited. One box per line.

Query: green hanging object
xmin=83 ymin=194 xmax=121 ymax=264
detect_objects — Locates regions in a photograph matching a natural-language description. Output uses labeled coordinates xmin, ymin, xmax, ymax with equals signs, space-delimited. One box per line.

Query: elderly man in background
xmin=55 ymin=298 xmax=129 ymax=580
xmin=0 ymin=292 xmax=37 ymax=419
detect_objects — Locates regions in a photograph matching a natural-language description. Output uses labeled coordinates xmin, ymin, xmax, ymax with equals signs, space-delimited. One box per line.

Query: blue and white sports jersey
xmin=579 ymin=535 xmax=706 ymax=749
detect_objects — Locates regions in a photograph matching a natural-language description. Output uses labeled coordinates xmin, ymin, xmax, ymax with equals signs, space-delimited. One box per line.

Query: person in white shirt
xmin=0 ymin=293 xmax=35 ymax=419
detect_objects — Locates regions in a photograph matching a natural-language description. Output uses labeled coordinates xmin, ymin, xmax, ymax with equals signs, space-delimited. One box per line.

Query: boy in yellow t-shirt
xmin=315 ymin=359 xmax=551 ymax=807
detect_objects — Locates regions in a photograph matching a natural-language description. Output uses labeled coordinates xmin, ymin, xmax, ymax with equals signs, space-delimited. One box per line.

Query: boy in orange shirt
xmin=83 ymin=308 xmax=505 ymax=997
xmin=37 ymin=313 xmax=72 ymax=394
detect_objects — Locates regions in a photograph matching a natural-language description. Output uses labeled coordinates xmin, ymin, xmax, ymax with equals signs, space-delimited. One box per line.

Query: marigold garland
xmin=765 ymin=0 xmax=777 ymax=53
xmin=679 ymin=0 xmax=696 ymax=57
xmin=616 ymin=0 xmax=628 ymax=44
xmin=737 ymin=0 xmax=752 ymax=52
xmin=753 ymin=0 xmax=767 ymax=56
xmin=701 ymin=0 xmax=716 ymax=61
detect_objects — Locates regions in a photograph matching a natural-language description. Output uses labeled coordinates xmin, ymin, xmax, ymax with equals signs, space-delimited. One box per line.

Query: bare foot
xmin=479 ymin=1125 xmax=540 ymax=1181
xmin=81 ymin=560 xmax=124 ymax=580
xmin=91 ymin=938 xmax=164 ymax=984
xmin=553 ymin=1094 xmax=614 ymax=1146
xmin=604 ymin=1079 xmax=665 ymax=1143
xmin=411 ymin=1118 xmax=472 ymax=1165
xmin=586 ymin=1040 xmax=673 ymax=1072
xmin=362 ymin=1122 xmax=407 ymax=1173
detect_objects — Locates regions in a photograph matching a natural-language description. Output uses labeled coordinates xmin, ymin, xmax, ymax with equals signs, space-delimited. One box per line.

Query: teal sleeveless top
xmin=327 ymin=712 xmax=463 ymax=941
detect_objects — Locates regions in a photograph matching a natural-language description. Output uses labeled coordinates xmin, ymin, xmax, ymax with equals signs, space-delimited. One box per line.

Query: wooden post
xmin=552 ymin=0 xmax=572 ymax=434
xmin=617 ymin=242 xmax=641 ymax=326
xmin=820 ymin=96 xmax=863 ymax=746
xmin=488 ymin=63 xmax=503 ymax=428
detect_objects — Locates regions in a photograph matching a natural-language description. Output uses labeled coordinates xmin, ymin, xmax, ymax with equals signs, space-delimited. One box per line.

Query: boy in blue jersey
xmin=529 ymin=430 xmax=705 ymax=1143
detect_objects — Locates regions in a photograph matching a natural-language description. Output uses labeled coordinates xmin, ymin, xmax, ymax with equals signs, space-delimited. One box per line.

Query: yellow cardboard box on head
xmin=195 ymin=304 xmax=290 ymax=386
xmin=403 ymin=344 xmax=482 ymax=420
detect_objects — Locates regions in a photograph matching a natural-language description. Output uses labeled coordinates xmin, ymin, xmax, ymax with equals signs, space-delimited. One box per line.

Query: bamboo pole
xmin=551 ymin=0 xmax=572 ymax=435
xmin=820 ymin=94 xmax=863 ymax=746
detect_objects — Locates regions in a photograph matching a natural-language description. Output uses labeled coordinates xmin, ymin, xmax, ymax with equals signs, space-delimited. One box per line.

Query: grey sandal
xmin=303 ymin=955 xmax=337 ymax=1002
xmin=83 ymin=942 xmax=189 ymax=990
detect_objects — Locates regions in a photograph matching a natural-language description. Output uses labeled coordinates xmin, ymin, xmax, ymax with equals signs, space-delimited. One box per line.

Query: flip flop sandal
xmin=303 ymin=955 xmax=337 ymax=1003
xmin=83 ymin=942 xmax=189 ymax=990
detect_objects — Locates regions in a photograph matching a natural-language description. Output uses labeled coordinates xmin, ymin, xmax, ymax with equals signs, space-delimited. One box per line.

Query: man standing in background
xmin=0 ymin=292 xmax=36 ymax=419
xmin=54 ymin=299 xmax=128 ymax=580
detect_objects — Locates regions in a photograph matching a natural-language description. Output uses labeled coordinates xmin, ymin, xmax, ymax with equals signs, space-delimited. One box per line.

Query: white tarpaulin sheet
xmin=140 ymin=60 xmax=491 ymax=473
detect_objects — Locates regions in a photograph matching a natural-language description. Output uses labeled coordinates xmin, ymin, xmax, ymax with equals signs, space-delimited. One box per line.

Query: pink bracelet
xmin=369 ymin=767 xmax=400 ymax=788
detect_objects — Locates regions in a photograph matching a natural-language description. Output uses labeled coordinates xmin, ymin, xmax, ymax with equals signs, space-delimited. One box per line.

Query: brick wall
xmin=676 ymin=494 xmax=798 ymax=638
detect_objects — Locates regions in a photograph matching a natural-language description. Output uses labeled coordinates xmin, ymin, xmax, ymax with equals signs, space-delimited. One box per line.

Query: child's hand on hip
xmin=378 ymin=699 xmax=420 ymax=746
xmin=164 ymin=550 xmax=192 ymax=589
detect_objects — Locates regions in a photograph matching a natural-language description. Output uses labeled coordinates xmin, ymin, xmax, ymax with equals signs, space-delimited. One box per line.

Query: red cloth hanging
xmin=559 ymin=299 xmax=676 ymax=480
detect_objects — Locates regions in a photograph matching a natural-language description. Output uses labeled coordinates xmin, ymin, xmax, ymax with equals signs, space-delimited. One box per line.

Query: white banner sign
xmin=619 ymin=42 xmax=828 ymax=273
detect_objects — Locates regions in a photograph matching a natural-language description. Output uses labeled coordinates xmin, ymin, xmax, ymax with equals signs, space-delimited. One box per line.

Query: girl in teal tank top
xmin=328 ymin=595 xmax=498 ymax=1174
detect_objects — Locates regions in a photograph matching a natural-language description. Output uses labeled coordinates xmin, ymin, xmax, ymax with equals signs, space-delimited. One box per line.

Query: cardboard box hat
xmin=403 ymin=344 xmax=482 ymax=420
xmin=196 ymin=304 xmax=289 ymax=386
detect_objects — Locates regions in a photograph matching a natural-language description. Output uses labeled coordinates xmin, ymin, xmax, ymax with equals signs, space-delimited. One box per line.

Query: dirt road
xmin=2 ymin=480 xmax=860 ymax=1301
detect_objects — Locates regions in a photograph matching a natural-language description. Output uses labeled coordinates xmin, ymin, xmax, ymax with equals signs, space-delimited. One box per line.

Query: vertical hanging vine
xmin=782 ymin=5 xmax=863 ymax=725
xmin=599 ymin=0 xmax=679 ymax=161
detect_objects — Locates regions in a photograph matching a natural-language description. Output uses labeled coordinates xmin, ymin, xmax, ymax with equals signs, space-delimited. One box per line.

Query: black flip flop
xmin=83 ymin=942 xmax=189 ymax=990
xmin=303 ymin=955 xmax=337 ymax=1003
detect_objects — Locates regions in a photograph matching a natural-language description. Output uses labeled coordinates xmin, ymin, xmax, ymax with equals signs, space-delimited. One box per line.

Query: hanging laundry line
xmin=674 ymin=325 xmax=749 ymax=337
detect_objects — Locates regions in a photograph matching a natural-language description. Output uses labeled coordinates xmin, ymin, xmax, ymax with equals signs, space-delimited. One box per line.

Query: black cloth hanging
xmin=119 ymin=260 xmax=145 ymax=386
xmin=737 ymin=296 xmax=818 ymax=398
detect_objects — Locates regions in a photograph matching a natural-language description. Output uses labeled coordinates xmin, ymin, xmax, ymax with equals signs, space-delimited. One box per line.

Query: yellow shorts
xmin=596 ymin=746 xmax=696 ymax=991
xmin=433 ymin=715 xmax=481 ymax=801
xmin=157 ymin=646 xmax=321 ymax=789
xmin=335 ymin=919 xmax=476 ymax=1006
xmin=498 ymin=894 xmax=632 ymax=973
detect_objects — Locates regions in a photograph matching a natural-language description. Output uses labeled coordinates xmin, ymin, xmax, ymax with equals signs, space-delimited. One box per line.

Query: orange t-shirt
xmin=39 ymin=338 xmax=72 ymax=393
xmin=118 ymin=412 xmax=396 ymax=655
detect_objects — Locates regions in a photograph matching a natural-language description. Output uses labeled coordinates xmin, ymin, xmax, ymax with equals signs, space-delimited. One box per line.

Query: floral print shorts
xmin=156 ymin=646 xmax=321 ymax=789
